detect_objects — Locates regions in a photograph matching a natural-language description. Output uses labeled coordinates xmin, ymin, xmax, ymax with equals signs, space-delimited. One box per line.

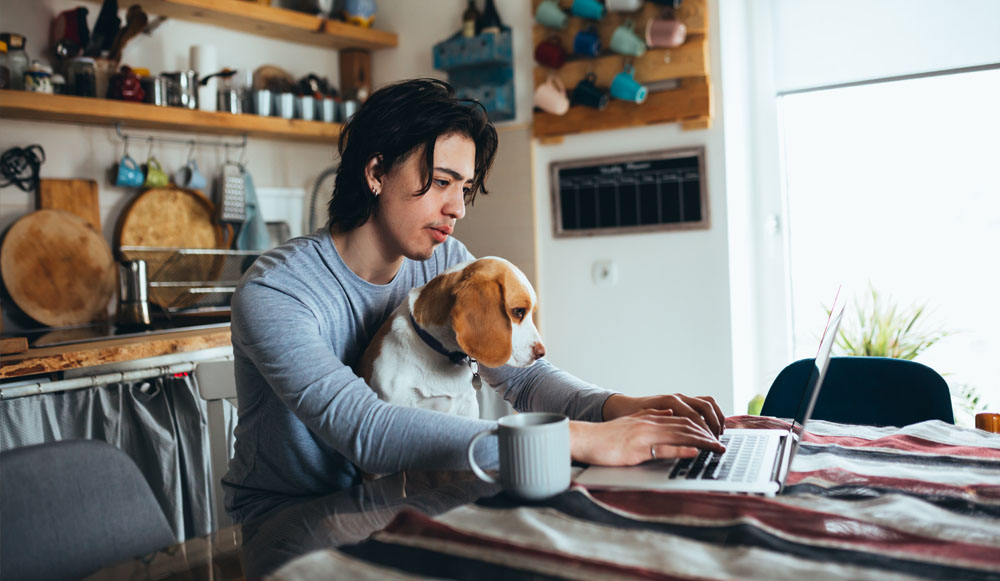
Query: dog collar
xmin=408 ymin=313 xmax=469 ymax=365
xmin=408 ymin=313 xmax=483 ymax=390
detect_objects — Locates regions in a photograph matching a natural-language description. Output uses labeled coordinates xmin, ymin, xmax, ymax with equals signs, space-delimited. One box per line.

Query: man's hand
xmin=602 ymin=393 xmax=726 ymax=437
xmin=570 ymin=410 xmax=726 ymax=466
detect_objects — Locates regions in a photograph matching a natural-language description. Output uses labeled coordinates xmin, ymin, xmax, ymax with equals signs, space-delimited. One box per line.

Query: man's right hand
xmin=569 ymin=410 xmax=726 ymax=467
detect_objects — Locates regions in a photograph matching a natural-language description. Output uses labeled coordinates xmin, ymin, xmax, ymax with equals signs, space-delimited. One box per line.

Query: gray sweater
xmin=223 ymin=230 xmax=614 ymax=522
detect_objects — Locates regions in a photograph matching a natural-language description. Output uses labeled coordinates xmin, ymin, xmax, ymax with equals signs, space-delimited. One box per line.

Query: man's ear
xmin=364 ymin=154 xmax=384 ymax=195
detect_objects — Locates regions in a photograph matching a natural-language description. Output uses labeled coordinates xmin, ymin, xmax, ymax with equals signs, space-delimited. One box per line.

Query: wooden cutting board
xmin=0 ymin=209 xmax=116 ymax=327
xmin=37 ymin=178 xmax=102 ymax=231
xmin=115 ymin=186 xmax=224 ymax=250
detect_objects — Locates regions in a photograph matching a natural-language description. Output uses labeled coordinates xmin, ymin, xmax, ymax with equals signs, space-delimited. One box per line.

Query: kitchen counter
xmin=0 ymin=324 xmax=231 ymax=380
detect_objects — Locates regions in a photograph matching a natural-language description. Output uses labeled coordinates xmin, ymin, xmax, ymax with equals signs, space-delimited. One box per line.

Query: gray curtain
xmin=0 ymin=373 xmax=213 ymax=542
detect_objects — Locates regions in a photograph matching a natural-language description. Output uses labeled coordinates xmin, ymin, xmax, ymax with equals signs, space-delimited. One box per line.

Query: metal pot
xmin=161 ymin=70 xmax=198 ymax=109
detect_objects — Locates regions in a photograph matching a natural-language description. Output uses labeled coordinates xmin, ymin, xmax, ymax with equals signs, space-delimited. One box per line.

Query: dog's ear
xmin=452 ymin=277 xmax=512 ymax=368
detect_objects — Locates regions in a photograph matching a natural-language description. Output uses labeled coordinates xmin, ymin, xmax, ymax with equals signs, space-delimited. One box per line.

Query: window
xmin=779 ymin=67 xmax=1000 ymax=419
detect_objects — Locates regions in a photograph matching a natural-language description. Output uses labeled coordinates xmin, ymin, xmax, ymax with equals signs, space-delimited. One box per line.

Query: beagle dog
xmin=357 ymin=257 xmax=546 ymax=418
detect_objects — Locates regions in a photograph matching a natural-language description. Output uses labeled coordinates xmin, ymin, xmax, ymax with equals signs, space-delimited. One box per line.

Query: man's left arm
xmin=481 ymin=362 xmax=726 ymax=436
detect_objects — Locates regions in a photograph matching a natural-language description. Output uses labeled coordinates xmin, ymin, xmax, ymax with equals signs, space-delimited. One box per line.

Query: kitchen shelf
xmin=0 ymin=90 xmax=341 ymax=143
xmin=81 ymin=0 xmax=397 ymax=50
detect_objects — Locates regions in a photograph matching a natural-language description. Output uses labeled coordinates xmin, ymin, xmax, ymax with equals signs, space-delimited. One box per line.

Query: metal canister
xmin=162 ymin=70 xmax=198 ymax=109
xmin=140 ymin=75 xmax=167 ymax=106
xmin=117 ymin=260 xmax=151 ymax=327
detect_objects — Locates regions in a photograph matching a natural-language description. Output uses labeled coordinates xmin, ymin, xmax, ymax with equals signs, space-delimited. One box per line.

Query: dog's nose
xmin=532 ymin=343 xmax=546 ymax=360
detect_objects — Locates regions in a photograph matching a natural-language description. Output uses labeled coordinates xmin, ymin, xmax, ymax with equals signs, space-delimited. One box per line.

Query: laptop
xmin=576 ymin=290 xmax=845 ymax=495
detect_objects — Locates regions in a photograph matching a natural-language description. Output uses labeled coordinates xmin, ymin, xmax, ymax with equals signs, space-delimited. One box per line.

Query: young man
xmin=224 ymin=79 xmax=725 ymax=524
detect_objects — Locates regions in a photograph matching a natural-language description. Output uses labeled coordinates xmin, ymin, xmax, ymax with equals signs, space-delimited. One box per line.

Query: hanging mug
xmin=535 ymin=0 xmax=568 ymax=29
xmin=610 ymin=20 xmax=648 ymax=57
xmin=646 ymin=15 xmax=687 ymax=48
xmin=115 ymin=154 xmax=145 ymax=188
xmin=570 ymin=0 xmax=605 ymax=20
xmin=534 ymin=75 xmax=570 ymax=115
xmin=573 ymin=26 xmax=601 ymax=57
xmin=606 ymin=0 xmax=644 ymax=11
xmin=143 ymin=157 xmax=169 ymax=188
xmin=174 ymin=159 xmax=207 ymax=190
xmin=572 ymin=73 xmax=609 ymax=110
xmin=534 ymin=38 xmax=567 ymax=69
xmin=610 ymin=64 xmax=648 ymax=103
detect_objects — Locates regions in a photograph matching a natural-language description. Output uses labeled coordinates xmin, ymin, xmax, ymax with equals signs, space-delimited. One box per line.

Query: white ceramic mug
xmin=468 ymin=412 xmax=571 ymax=500
xmin=534 ymin=75 xmax=570 ymax=115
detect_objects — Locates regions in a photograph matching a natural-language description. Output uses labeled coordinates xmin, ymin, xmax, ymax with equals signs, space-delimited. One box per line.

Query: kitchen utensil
xmin=0 ymin=209 xmax=116 ymax=327
xmin=85 ymin=0 xmax=120 ymax=56
xmin=115 ymin=153 xmax=144 ymax=187
xmin=37 ymin=178 xmax=101 ymax=231
xmin=0 ymin=33 xmax=28 ymax=90
xmin=24 ymin=60 xmax=53 ymax=93
xmin=337 ymin=98 xmax=358 ymax=122
xmin=162 ymin=70 xmax=198 ymax=109
xmin=190 ymin=44 xmax=218 ymax=111
xmin=217 ymin=157 xmax=247 ymax=227
xmin=173 ymin=144 xmax=207 ymax=189
xmin=66 ymin=56 xmax=97 ymax=97
xmin=143 ymin=157 xmax=168 ymax=188
xmin=534 ymin=1 xmax=568 ymax=29
xmin=646 ymin=14 xmax=687 ymax=48
xmin=0 ymin=144 xmax=45 ymax=193
xmin=51 ymin=7 xmax=91 ymax=59
xmin=610 ymin=64 xmax=648 ymax=103
xmin=252 ymin=89 xmax=272 ymax=116
xmin=253 ymin=65 xmax=295 ymax=93
xmin=572 ymin=73 xmax=609 ymax=110
xmin=534 ymin=38 xmax=567 ymax=69
xmin=108 ymin=5 xmax=148 ymax=63
xmin=117 ymin=260 xmax=151 ymax=327
xmin=108 ymin=65 xmax=144 ymax=101
xmin=297 ymin=95 xmax=314 ymax=120
xmin=534 ymin=75 xmax=570 ymax=115
xmin=275 ymin=92 xmax=294 ymax=119
xmin=116 ymin=186 xmax=226 ymax=250
xmin=140 ymin=74 xmax=166 ymax=105
xmin=570 ymin=0 xmax=605 ymax=20
xmin=610 ymin=20 xmax=648 ymax=57
xmin=573 ymin=27 xmax=601 ymax=57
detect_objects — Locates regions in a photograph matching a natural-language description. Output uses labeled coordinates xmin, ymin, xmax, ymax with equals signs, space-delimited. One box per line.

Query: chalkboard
xmin=549 ymin=147 xmax=708 ymax=238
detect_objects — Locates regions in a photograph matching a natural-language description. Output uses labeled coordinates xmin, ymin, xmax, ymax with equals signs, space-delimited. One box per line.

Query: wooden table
xmin=88 ymin=416 xmax=1000 ymax=580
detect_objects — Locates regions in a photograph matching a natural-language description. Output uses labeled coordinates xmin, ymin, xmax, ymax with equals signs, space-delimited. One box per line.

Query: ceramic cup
xmin=646 ymin=16 xmax=687 ymax=48
xmin=610 ymin=20 xmax=648 ymax=57
xmin=298 ymin=95 xmax=315 ymax=121
xmin=468 ymin=412 xmax=571 ymax=501
xmin=253 ymin=89 xmax=272 ymax=116
xmin=115 ymin=154 xmax=145 ymax=188
xmin=534 ymin=38 xmax=567 ymax=69
xmin=142 ymin=157 xmax=169 ymax=188
xmin=276 ymin=92 xmax=295 ymax=119
xmin=573 ymin=26 xmax=601 ymax=57
xmin=535 ymin=0 xmax=568 ymax=29
xmin=571 ymin=0 xmax=605 ymax=20
xmin=173 ymin=159 xmax=206 ymax=190
xmin=976 ymin=412 xmax=1000 ymax=433
xmin=572 ymin=73 xmax=609 ymax=110
xmin=606 ymin=0 xmax=644 ymax=11
xmin=319 ymin=97 xmax=336 ymax=123
xmin=534 ymin=75 xmax=570 ymax=115
xmin=610 ymin=65 xmax=648 ymax=103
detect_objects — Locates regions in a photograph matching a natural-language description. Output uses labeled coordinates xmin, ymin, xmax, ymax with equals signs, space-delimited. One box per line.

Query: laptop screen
xmin=788 ymin=289 xmax=845 ymax=445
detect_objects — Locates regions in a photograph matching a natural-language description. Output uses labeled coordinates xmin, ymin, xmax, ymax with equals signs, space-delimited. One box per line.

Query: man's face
xmin=371 ymin=133 xmax=475 ymax=261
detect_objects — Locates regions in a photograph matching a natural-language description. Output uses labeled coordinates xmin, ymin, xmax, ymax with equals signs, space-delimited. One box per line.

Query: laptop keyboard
xmin=668 ymin=433 xmax=768 ymax=482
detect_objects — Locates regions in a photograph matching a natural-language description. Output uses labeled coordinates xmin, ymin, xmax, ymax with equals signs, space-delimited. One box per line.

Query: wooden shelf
xmin=533 ymin=77 xmax=711 ymax=140
xmin=0 ymin=90 xmax=342 ymax=143
xmin=82 ymin=0 xmax=397 ymax=50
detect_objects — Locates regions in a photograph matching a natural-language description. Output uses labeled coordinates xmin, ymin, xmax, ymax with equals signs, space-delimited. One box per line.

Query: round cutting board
xmin=1 ymin=209 xmax=116 ymax=327
xmin=116 ymin=186 xmax=223 ymax=250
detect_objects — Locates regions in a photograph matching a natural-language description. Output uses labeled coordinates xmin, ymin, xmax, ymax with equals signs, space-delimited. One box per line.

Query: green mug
xmin=610 ymin=20 xmax=647 ymax=57
xmin=535 ymin=0 xmax=569 ymax=29
xmin=143 ymin=157 xmax=169 ymax=188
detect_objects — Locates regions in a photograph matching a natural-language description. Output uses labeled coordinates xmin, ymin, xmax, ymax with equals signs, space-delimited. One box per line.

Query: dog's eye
xmin=512 ymin=308 xmax=526 ymax=320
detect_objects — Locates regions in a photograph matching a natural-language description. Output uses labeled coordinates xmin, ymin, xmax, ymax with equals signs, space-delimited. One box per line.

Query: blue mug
xmin=573 ymin=27 xmax=601 ymax=57
xmin=610 ymin=65 xmax=648 ymax=103
xmin=173 ymin=159 xmax=207 ymax=190
xmin=571 ymin=0 xmax=605 ymax=20
xmin=115 ymin=154 xmax=144 ymax=188
xmin=535 ymin=0 xmax=568 ymax=29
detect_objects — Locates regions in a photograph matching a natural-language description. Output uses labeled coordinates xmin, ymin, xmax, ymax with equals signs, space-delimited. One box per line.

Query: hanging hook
xmin=238 ymin=142 xmax=248 ymax=167
xmin=146 ymin=136 xmax=155 ymax=160
xmin=224 ymin=143 xmax=231 ymax=164
xmin=187 ymin=139 xmax=197 ymax=163
xmin=122 ymin=135 xmax=130 ymax=159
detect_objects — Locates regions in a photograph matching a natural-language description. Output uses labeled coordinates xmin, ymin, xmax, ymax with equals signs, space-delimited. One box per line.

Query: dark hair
xmin=327 ymin=78 xmax=499 ymax=232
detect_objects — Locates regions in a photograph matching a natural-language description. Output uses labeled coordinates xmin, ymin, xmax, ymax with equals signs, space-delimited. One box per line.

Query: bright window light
xmin=779 ymin=67 xmax=1000 ymax=422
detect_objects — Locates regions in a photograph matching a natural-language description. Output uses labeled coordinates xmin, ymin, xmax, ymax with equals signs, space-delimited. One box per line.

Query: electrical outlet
xmin=592 ymin=260 xmax=617 ymax=287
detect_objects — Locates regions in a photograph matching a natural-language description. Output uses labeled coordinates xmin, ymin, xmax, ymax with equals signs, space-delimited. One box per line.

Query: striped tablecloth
xmin=274 ymin=416 xmax=1000 ymax=580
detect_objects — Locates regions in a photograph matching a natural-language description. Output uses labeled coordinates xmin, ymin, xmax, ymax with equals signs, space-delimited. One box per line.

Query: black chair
xmin=760 ymin=356 xmax=954 ymax=427
xmin=0 ymin=439 xmax=177 ymax=581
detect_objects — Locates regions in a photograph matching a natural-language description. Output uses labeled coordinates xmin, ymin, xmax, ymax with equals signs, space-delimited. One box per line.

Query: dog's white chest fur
xmin=366 ymin=302 xmax=480 ymax=417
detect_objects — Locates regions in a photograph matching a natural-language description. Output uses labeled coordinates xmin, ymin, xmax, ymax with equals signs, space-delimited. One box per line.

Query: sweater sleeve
xmin=479 ymin=361 xmax=618 ymax=422
xmin=231 ymin=278 xmax=499 ymax=474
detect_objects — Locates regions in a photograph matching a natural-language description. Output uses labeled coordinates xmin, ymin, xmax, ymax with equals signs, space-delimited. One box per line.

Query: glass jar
xmin=65 ymin=56 xmax=96 ymax=97
xmin=0 ymin=40 xmax=10 ymax=90
xmin=0 ymin=33 xmax=29 ymax=91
